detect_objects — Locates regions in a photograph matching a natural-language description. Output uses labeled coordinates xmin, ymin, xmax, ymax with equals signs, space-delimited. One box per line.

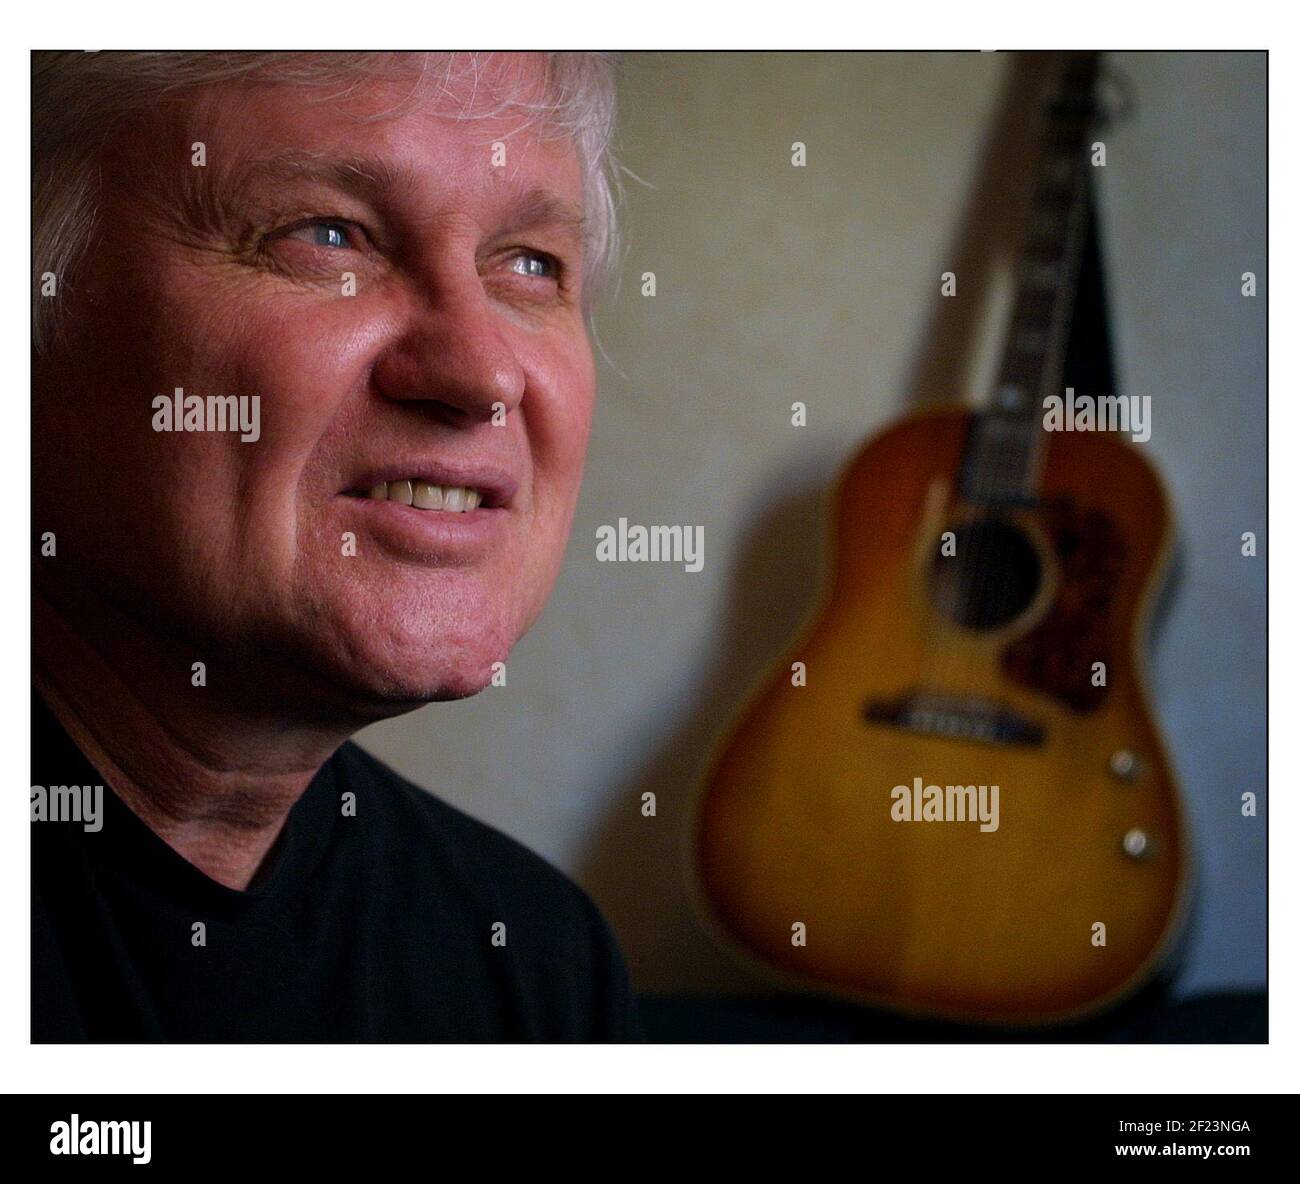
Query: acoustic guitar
xmin=692 ymin=52 xmax=1189 ymax=1025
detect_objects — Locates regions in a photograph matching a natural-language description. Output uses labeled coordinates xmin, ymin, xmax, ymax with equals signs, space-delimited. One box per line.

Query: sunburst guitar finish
xmin=694 ymin=408 xmax=1188 ymax=1024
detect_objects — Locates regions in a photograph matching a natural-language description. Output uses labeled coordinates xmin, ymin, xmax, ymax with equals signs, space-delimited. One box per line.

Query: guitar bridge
xmin=863 ymin=693 xmax=1045 ymax=747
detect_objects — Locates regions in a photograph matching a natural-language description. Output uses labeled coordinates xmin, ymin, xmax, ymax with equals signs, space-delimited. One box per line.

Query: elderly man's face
xmin=36 ymin=56 xmax=596 ymax=711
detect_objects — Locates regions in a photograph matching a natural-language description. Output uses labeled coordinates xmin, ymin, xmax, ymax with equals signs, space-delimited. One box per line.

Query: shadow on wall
xmin=573 ymin=53 xmax=1061 ymax=995
xmin=575 ymin=454 xmax=835 ymax=992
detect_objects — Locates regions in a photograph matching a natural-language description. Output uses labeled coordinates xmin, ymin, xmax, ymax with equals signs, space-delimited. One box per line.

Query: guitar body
xmin=693 ymin=408 xmax=1190 ymax=1024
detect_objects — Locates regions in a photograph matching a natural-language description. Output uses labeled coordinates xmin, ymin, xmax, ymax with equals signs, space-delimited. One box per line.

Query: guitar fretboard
xmin=961 ymin=52 xmax=1102 ymax=505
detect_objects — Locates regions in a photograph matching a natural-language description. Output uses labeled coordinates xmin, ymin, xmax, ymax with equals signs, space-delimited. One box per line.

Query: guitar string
xmin=895 ymin=54 xmax=1100 ymax=977
xmin=962 ymin=56 xmax=1099 ymax=968
xmin=915 ymin=53 xmax=1097 ymax=732
xmin=950 ymin=61 xmax=1095 ymax=713
xmin=952 ymin=55 xmax=1096 ymax=724
xmin=917 ymin=61 xmax=1064 ymax=705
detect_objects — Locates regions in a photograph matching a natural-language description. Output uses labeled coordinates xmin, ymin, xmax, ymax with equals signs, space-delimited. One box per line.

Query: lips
xmin=338 ymin=461 xmax=517 ymax=561
xmin=343 ymin=464 xmax=518 ymax=511
xmin=359 ymin=480 xmax=483 ymax=513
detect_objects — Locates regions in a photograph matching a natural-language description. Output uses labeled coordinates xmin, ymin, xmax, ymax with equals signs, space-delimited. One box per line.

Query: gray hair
xmin=32 ymin=51 xmax=620 ymax=353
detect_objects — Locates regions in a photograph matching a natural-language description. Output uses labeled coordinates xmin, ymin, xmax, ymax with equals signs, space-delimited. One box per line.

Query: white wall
xmin=358 ymin=51 xmax=1266 ymax=1001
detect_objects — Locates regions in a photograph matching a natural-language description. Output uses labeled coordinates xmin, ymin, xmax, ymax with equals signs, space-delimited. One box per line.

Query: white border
xmin=4 ymin=2 xmax=1292 ymax=1096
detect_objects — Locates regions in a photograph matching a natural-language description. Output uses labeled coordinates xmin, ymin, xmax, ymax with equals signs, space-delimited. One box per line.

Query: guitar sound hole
xmin=931 ymin=519 xmax=1043 ymax=631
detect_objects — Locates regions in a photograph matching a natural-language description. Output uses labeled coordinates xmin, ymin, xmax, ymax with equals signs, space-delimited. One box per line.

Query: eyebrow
xmin=243 ymin=149 xmax=423 ymax=200
xmin=239 ymin=150 xmax=588 ymax=249
xmin=494 ymin=187 xmax=588 ymax=246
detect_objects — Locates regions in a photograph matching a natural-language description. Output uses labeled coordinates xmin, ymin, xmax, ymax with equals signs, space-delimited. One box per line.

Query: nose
xmin=371 ymin=281 xmax=526 ymax=424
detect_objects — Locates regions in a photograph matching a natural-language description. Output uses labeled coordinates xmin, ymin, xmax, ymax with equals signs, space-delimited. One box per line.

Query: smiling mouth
xmin=347 ymin=479 xmax=486 ymax=513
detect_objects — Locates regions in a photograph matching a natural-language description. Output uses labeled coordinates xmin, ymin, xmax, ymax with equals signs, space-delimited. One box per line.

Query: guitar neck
xmin=961 ymin=51 xmax=1103 ymax=505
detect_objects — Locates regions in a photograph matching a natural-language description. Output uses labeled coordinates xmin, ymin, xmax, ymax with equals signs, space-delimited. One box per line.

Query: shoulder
xmin=331 ymin=739 xmax=591 ymax=913
xmin=328 ymin=739 xmax=639 ymax=1040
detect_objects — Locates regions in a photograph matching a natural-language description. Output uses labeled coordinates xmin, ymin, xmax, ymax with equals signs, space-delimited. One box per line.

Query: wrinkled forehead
xmin=115 ymin=51 xmax=584 ymax=219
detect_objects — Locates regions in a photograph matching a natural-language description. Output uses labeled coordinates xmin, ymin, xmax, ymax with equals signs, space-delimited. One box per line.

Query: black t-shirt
xmin=32 ymin=692 xmax=640 ymax=1042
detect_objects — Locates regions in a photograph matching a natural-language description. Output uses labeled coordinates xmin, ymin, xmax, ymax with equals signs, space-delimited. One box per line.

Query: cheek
xmin=526 ymin=360 xmax=594 ymax=627
xmin=212 ymin=292 xmax=383 ymax=420
xmin=528 ymin=341 xmax=596 ymax=514
xmin=92 ymin=272 xmax=384 ymax=590
xmin=239 ymin=316 xmax=368 ymax=466
xmin=188 ymin=294 xmax=387 ymax=515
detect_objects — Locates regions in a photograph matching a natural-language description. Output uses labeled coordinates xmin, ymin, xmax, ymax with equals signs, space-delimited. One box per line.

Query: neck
xmin=962 ymin=50 xmax=1101 ymax=506
xmin=33 ymin=586 xmax=351 ymax=890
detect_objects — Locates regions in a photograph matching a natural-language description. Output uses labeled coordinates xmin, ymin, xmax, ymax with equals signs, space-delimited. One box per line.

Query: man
xmin=31 ymin=51 xmax=639 ymax=1041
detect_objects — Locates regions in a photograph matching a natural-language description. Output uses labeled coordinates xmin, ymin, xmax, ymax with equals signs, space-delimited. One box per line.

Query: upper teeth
xmin=366 ymin=480 xmax=482 ymax=512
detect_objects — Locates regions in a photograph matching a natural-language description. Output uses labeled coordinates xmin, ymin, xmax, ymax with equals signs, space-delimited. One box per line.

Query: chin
xmin=318 ymin=612 xmax=516 ymax=713
xmin=284 ymin=570 xmax=537 ymax=718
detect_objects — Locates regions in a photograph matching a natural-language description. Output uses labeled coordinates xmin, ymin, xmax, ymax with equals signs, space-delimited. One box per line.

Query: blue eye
xmin=287 ymin=221 xmax=353 ymax=249
xmin=510 ymin=252 xmax=556 ymax=279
